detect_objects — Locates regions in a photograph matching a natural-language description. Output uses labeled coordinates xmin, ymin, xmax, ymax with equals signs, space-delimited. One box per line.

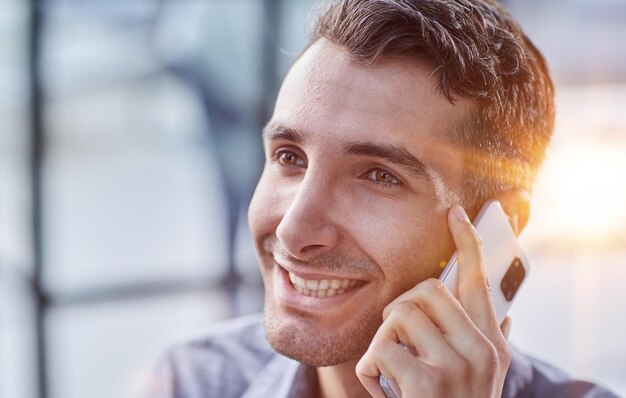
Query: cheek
xmin=340 ymin=194 xmax=455 ymax=290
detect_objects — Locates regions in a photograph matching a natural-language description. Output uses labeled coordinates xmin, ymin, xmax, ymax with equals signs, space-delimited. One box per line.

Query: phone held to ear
xmin=379 ymin=200 xmax=530 ymax=398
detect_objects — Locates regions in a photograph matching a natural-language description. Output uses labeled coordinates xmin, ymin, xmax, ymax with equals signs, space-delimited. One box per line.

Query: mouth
xmin=269 ymin=256 xmax=371 ymax=312
xmin=287 ymin=271 xmax=363 ymax=298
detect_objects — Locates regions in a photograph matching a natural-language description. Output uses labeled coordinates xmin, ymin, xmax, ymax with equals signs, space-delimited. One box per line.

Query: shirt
xmin=144 ymin=314 xmax=620 ymax=398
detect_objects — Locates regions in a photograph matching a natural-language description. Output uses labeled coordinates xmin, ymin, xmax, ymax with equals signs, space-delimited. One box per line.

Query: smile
xmin=288 ymin=271 xmax=361 ymax=298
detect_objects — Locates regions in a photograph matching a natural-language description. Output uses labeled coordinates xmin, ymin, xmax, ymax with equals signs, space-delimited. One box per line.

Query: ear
xmin=496 ymin=189 xmax=531 ymax=236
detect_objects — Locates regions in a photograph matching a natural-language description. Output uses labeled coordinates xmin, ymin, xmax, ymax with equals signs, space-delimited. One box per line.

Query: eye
xmin=276 ymin=149 xmax=306 ymax=167
xmin=364 ymin=168 xmax=402 ymax=187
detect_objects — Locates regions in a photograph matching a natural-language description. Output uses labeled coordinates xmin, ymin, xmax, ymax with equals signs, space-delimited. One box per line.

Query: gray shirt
xmin=144 ymin=314 xmax=619 ymax=398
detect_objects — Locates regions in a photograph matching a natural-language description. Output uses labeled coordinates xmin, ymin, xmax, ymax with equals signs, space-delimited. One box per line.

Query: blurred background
xmin=1 ymin=0 xmax=625 ymax=397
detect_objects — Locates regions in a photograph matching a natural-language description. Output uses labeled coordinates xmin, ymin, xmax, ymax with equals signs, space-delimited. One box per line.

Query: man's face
xmin=248 ymin=39 xmax=473 ymax=366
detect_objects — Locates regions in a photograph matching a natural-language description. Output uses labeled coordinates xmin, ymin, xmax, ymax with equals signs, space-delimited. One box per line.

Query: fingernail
xmin=454 ymin=205 xmax=470 ymax=223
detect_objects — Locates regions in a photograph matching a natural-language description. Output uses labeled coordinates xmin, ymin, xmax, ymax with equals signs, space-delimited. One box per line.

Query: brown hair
xmin=309 ymin=0 xmax=555 ymax=206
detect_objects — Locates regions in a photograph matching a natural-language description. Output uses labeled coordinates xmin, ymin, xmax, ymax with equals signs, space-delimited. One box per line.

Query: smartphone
xmin=379 ymin=200 xmax=530 ymax=398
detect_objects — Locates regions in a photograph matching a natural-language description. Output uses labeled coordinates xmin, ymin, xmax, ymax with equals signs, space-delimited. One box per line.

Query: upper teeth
xmin=288 ymin=271 xmax=359 ymax=297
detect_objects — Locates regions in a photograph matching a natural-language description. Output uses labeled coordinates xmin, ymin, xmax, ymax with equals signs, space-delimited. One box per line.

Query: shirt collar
xmin=241 ymin=355 xmax=298 ymax=398
xmin=242 ymin=354 xmax=318 ymax=398
xmin=244 ymin=345 xmax=533 ymax=398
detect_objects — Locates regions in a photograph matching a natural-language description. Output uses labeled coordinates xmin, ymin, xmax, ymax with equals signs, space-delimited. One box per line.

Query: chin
xmin=263 ymin=301 xmax=380 ymax=367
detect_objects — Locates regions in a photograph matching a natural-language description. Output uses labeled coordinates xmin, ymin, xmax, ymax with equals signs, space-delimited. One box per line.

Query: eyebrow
xmin=262 ymin=123 xmax=432 ymax=181
xmin=262 ymin=123 xmax=304 ymax=144
xmin=343 ymin=141 xmax=431 ymax=180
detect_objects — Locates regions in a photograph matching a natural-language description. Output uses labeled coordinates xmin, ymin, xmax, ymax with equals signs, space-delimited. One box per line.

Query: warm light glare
xmin=535 ymin=142 xmax=626 ymax=247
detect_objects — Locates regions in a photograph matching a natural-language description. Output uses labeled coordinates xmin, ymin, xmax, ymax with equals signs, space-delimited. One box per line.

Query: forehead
xmin=274 ymin=39 xmax=473 ymax=142
xmin=270 ymin=39 xmax=473 ymax=202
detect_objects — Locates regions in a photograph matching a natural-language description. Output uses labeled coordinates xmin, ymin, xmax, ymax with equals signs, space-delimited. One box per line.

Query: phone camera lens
xmin=500 ymin=257 xmax=526 ymax=302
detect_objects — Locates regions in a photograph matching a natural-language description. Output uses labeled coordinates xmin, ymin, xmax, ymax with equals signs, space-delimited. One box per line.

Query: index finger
xmin=448 ymin=205 xmax=499 ymax=337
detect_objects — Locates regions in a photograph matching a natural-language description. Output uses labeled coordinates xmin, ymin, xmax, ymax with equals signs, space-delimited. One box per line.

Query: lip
xmin=272 ymin=260 xmax=368 ymax=313
xmin=272 ymin=257 xmax=369 ymax=282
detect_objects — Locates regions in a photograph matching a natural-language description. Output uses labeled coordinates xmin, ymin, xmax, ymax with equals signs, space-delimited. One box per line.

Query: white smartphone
xmin=379 ymin=200 xmax=530 ymax=398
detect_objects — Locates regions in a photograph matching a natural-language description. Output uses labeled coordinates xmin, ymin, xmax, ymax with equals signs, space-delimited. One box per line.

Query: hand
xmin=355 ymin=205 xmax=512 ymax=398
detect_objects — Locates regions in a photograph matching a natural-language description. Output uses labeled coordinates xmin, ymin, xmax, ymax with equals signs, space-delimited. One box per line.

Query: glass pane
xmin=506 ymin=0 xmax=626 ymax=84
xmin=521 ymin=84 xmax=626 ymax=250
xmin=42 ymin=0 xmax=163 ymax=97
xmin=513 ymin=83 xmax=626 ymax=396
xmin=0 ymin=0 xmax=32 ymax=276
xmin=154 ymin=0 xmax=265 ymax=118
xmin=41 ymin=1 xmax=235 ymax=292
xmin=43 ymin=74 xmax=229 ymax=292
xmin=46 ymin=287 xmax=264 ymax=398
xmin=0 ymin=268 xmax=37 ymax=398
xmin=154 ymin=0 xmax=267 ymax=282
xmin=508 ymin=252 xmax=626 ymax=395
xmin=277 ymin=0 xmax=313 ymax=79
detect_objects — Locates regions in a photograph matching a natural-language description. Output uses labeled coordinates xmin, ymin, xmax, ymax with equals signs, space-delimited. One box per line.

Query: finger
xmin=383 ymin=278 xmax=460 ymax=321
xmin=448 ymin=205 xmax=499 ymax=337
xmin=382 ymin=278 xmax=488 ymax=363
xmin=358 ymin=375 xmax=387 ymax=398
xmin=379 ymin=300 xmax=461 ymax=365
xmin=500 ymin=316 xmax=512 ymax=340
xmin=356 ymin=337 xmax=430 ymax=398
xmin=356 ymin=339 xmax=410 ymax=398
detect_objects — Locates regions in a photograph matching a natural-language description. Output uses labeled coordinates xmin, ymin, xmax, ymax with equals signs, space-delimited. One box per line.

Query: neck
xmin=316 ymin=359 xmax=369 ymax=398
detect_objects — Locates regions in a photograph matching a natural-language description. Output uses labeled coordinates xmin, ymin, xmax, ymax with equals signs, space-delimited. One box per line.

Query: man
xmin=148 ymin=0 xmax=618 ymax=397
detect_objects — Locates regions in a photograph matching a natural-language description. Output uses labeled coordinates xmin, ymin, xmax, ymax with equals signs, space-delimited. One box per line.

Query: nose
xmin=275 ymin=170 xmax=341 ymax=260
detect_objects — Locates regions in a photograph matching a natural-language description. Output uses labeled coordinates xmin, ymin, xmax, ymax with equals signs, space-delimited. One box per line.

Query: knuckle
xmin=468 ymin=336 xmax=512 ymax=380
xmin=412 ymin=279 xmax=441 ymax=312
xmin=355 ymin=353 xmax=370 ymax=371
xmin=471 ymin=336 xmax=499 ymax=365
xmin=392 ymin=300 xmax=416 ymax=319
xmin=422 ymin=277 xmax=444 ymax=292
xmin=368 ymin=337 xmax=390 ymax=357
xmin=418 ymin=278 xmax=445 ymax=299
xmin=499 ymin=344 xmax=513 ymax=368
xmin=382 ymin=301 xmax=395 ymax=319
xmin=480 ymin=344 xmax=500 ymax=372
xmin=369 ymin=338 xmax=385 ymax=353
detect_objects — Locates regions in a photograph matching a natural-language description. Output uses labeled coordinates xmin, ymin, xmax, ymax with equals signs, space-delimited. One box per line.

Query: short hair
xmin=309 ymin=0 xmax=555 ymax=207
